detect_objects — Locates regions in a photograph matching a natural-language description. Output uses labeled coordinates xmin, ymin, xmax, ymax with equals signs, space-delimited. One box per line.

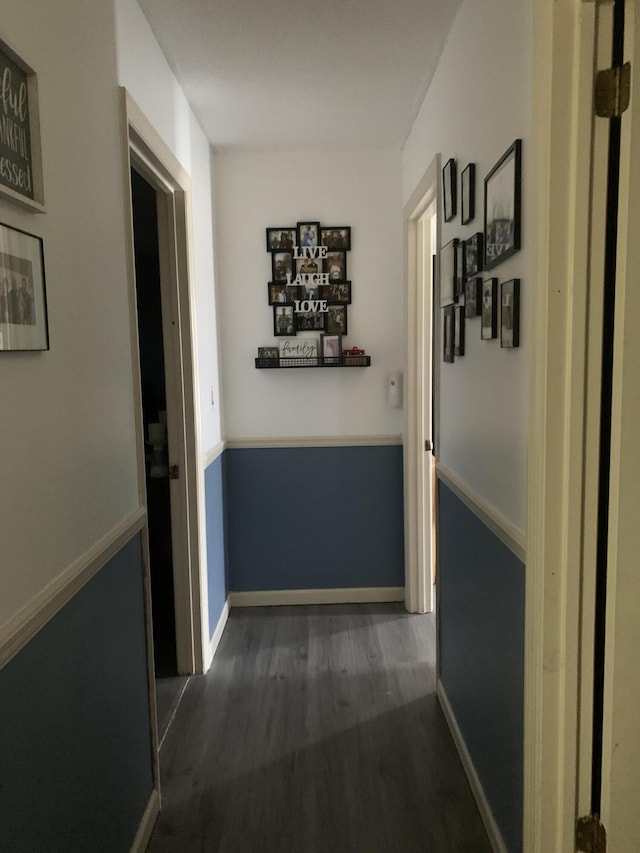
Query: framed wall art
xmin=464 ymin=277 xmax=482 ymax=318
xmin=326 ymin=305 xmax=347 ymax=335
xmin=443 ymin=305 xmax=455 ymax=363
xmin=0 ymin=222 xmax=48 ymax=351
xmin=455 ymin=305 xmax=465 ymax=356
xmin=439 ymin=239 xmax=457 ymax=307
xmin=461 ymin=163 xmax=475 ymax=225
xmin=266 ymin=227 xmax=296 ymax=251
xmin=272 ymin=251 xmax=293 ymax=282
xmin=464 ymin=232 xmax=484 ymax=278
xmin=268 ymin=283 xmax=299 ymax=304
xmin=484 ymin=139 xmax=522 ymax=270
xmin=500 ymin=278 xmax=520 ymax=348
xmin=443 ymin=158 xmax=457 ymax=222
xmin=319 ymin=227 xmax=351 ymax=250
xmin=273 ymin=305 xmax=296 ymax=336
xmin=455 ymin=240 xmax=466 ymax=300
xmin=321 ymin=333 xmax=342 ymax=364
xmin=297 ymin=221 xmax=320 ymax=248
xmin=296 ymin=310 xmax=326 ymax=332
xmin=321 ymin=281 xmax=351 ymax=304
xmin=324 ymin=251 xmax=347 ymax=282
xmin=481 ymin=278 xmax=498 ymax=340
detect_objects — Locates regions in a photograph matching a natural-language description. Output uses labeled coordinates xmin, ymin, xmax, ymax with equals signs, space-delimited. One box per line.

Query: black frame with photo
xmin=464 ymin=232 xmax=484 ymax=278
xmin=481 ymin=278 xmax=498 ymax=340
xmin=443 ymin=305 xmax=455 ymax=363
xmin=273 ymin=304 xmax=296 ymax=336
xmin=0 ymin=221 xmax=48 ymax=351
xmin=268 ymin=282 xmax=299 ymax=305
xmin=443 ymin=158 xmax=457 ymax=222
xmin=321 ymin=281 xmax=351 ymax=304
xmin=321 ymin=333 xmax=342 ymax=365
xmin=326 ymin=304 xmax=348 ymax=335
xmin=266 ymin=227 xmax=296 ymax=251
xmin=439 ymin=238 xmax=457 ymax=307
xmin=500 ymin=278 xmax=521 ymax=348
xmin=324 ymin=250 xmax=348 ymax=282
xmin=461 ymin=163 xmax=475 ymax=225
xmin=455 ymin=240 xmax=466 ymax=300
xmin=484 ymin=139 xmax=522 ymax=270
xmin=464 ymin=277 xmax=482 ymax=318
xmin=296 ymin=221 xmax=320 ymax=249
xmin=319 ymin=227 xmax=351 ymax=250
xmin=258 ymin=346 xmax=279 ymax=360
xmin=455 ymin=305 xmax=465 ymax=356
xmin=272 ymin=251 xmax=294 ymax=282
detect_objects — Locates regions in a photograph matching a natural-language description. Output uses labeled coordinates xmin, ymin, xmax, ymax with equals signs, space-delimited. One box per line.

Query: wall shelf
xmin=255 ymin=355 xmax=371 ymax=369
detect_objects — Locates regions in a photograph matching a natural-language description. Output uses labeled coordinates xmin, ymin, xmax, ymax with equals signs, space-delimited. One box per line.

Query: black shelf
xmin=255 ymin=355 xmax=371 ymax=369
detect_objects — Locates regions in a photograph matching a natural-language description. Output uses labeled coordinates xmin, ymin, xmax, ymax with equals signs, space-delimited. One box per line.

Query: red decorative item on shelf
xmin=343 ymin=346 xmax=365 ymax=356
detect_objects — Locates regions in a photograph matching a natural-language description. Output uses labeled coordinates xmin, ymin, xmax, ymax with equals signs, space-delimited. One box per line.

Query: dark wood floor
xmin=148 ymin=604 xmax=492 ymax=853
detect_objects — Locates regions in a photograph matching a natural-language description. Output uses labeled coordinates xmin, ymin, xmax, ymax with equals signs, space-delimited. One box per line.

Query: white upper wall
xmin=215 ymin=149 xmax=404 ymax=439
xmin=403 ymin=0 xmax=532 ymax=531
xmin=114 ymin=0 xmax=222 ymax=453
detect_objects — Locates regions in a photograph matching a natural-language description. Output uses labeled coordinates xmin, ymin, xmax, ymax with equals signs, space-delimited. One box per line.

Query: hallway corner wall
xmin=205 ymin=452 xmax=228 ymax=634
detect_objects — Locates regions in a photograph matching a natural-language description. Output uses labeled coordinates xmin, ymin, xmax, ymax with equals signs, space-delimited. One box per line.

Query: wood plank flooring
xmin=147 ymin=604 xmax=492 ymax=853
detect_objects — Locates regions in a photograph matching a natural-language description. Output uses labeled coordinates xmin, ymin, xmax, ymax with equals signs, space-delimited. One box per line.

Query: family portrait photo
xmin=0 ymin=223 xmax=48 ymax=351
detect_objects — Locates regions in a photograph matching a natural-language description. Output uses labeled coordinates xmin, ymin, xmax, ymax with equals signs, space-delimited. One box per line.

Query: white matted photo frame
xmin=484 ymin=139 xmax=522 ymax=270
xmin=321 ymin=333 xmax=342 ymax=365
xmin=0 ymin=221 xmax=48 ymax=351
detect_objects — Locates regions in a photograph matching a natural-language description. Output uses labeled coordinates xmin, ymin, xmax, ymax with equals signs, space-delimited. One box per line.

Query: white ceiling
xmin=138 ymin=0 xmax=462 ymax=151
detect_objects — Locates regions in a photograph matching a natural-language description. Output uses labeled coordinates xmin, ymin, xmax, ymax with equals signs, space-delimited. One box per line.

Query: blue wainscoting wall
xmin=225 ymin=444 xmax=404 ymax=591
xmin=0 ymin=535 xmax=154 ymax=853
xmin=205 ymin=453 xmax=229 ymax=635
xmin=438 ymin=480 xmax=525 ymax=853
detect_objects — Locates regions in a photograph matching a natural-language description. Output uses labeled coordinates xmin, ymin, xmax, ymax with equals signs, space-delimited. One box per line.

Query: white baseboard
xmin=204 ymin=598 xmax=230 ymax=672
xmin=437 ymin=680 xmax=507 ymax=853
xmin=229 ymin=586 xmax=405 ymax=607
xmin=129 ymin=787 xmax=159 ymax=853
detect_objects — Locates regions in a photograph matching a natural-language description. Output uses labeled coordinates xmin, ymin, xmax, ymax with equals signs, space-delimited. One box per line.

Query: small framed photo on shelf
xmin=268 ymin=282 xmax=299 ymax=305
xmin=484 ymin=139 xmax=522 ymax=270
xmin=321 ymin=333 xmax=342 ymax=364
xmin=455 ymin=305 xmax=465 ymax=356
xmin=258 ymin=346 xmax=279 ymax=360
xmin=324 ymin=251 xmax=348 ymax=282
xmin=455 ymin=240 xmax=466 ymax=299
xmin=439 ymin=239 xmax=458 ymax=307
xmin=326 ymin=304 xmax=348 ymax=335
xmin=443 ymin=158 xmax=457 ymax=222
xmin=319 ymin=227 xmax=351 ymax=250
xmin=266 ymin=227 xmax=295 ymax=251
xmin=273 ymin=305 xmax=296 ymax=336
xmin=500 ymin=279 xmax=520 ymax=348
xmin=295 ymin=310 xmax=326 ymax=332
xmin=0 ymin=222 xmax=49 ymax=351
xmin=464 ymin=277 xmax=482 ymax=318
xmin=297 ymin=221 xmax=320 ymax=248
xmin=272 ymin=251 xmax=294 ymax=282
xmin=321 ymin=281 xmax=351 ymax=304
xmin=465 ymin=232 xmax=484 ymax=278
xmin=443 ymin=305 xmax=455 ymax=363
xmin=481 ymin=278 xmax=498 ymax=340
xmin=461 ymin=163 xmax=475 ymax=225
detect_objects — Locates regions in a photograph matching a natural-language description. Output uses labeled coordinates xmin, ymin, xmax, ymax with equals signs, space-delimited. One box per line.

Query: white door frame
xmin=403 ymin=154 xmax=440 ymax=615
xmin=119 ymin=88 xmax=205 ymax=678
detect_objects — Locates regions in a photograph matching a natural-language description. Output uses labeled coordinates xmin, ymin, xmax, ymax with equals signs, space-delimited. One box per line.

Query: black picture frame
xmin=268 ymin=282 xmax=299 ymax=305
xmin=258 ymin=346 xmax=279 ymax=360
xmin=295 ymin=310 xmax=326 ymax=332
xmin=319 ymin=227 xmax=351 ymax=250
xmin=464 ymin=232 xmax=484 ymax=278
xmin=461 ymin=163 xmax=475 ymax=225
xmin=326 ymin=304 xmax=348 ymax=335
xmin=481 ymin=278 xmax=498 ymax=340
xmin=484 ymin=139 xmax=522 ymax=270
xmin=273 ymin=305 xmax=296 ymax=336
xmin=272 ymin=251 xmax=293 ymax=282
xmin=455 ymin=240 xmax=466 ymax=300
xmin=439 ymin=239 xmax=457 ymax=307
xmin=297 ymin=221 xmax=320 ymax=248
xmin=501 ymin=278 xmax=521 ymax=348
xmin=324 ymin=251 xmax=348 ymax=282
xmin=443 ymin=158 xmax=457 ymax=222
xmin=0 ymin=221 xmax=49 ymax=351
xmin=321 ymin=281 xmax=351 ymax=304
xmin=464 ymin=277 xmax=482 ymax=318
xmin=455 ymin=305 xmax=465 ymax=356
xmin=266 ymin=227 xmax=296 ymax=251
xmin=443 ymin=305 xmax=455 ymax=363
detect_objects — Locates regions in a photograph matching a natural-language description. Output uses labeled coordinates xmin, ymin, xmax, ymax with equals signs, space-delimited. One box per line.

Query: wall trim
xmin=229 ymin=587 xmax=404 ymax=607
xmin=204 ymin=598 xmax=230 ymax=672
xmin=436 ymin=463 xmax=526 ymax=563
xmin=225 ymin=434 xmax=402 ymax=449
xmin=129 ymin=788 xmax=160 ymax=853
xmin=203 ymin=440 xmax=226 ymax=469
xmin=437 ymin=680 xmax=507 ymax=853
xmin=0 ymin=507 xmax=146 ymax=670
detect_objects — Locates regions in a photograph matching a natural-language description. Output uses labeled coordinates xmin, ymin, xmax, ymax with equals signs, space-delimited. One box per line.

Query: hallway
xmin=148 ymin=604 xmax=491 ymax=852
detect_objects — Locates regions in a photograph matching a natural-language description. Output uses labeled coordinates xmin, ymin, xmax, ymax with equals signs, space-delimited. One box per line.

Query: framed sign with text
xmin=0 ymin=37 xmax=44 ymax=210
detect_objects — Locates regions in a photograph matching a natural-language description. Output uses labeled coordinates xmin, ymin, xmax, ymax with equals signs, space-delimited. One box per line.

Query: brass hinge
xmin=576 ymin=814 xmax=607 ymax=853
xmin=169 ymin=464 xmax=179 ymax=480
xmin=425 ymin=439 xmax=432 ymax=452
xmin=595 ymin=62 xmax=631 ymax=118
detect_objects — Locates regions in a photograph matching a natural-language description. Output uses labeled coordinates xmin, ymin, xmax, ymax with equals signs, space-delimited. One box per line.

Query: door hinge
xmin=425 ymin=439 xmax=432 ymax=452
xmin=576 ymin=814 xmax=607 ymax=853
xmin=595 ymin=62 xmax=631 ymax=118
xmin=169 ymin=464 xmax=179 ymax=480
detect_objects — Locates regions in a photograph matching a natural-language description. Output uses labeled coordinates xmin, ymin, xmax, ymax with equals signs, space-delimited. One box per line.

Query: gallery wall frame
xmin=484 ymin=139 xmax=522 ymax=270
xmin=481 ymin=277 xmax=498 ymax=340
xmin=443 ymin=158 xmax=457 ymax=222
xmin=443 ymin=304 xmax=455 ymax=363
xmin=439 ymin=238 xmax=458 ymax=307
xmin=454 ymin=305 xmax=465 ymax=356
xmin=465 ymin=277 xmax=482 ymax=318
xmin=500 ymin=278 xmax=520 ymax=348
xmin=0 ymin=221 xmax=48 ymax=351
xmin=461 ymin=163 xmax=475 ymax=225
xmin=465 ymin=232 xmax=484 ymax=278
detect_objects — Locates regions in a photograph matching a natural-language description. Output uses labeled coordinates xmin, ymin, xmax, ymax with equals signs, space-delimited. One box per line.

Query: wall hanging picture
xmin=455 ymin=240 xmax=465 ymax=300
xmin=484 ymin=139 xmax=522 ymax=270
xmin=443 ymin=158 xmax=457 ymax=222
xmin=464 ymin=278 xmax=482 ymax=318
xmin=455 ymin=305 xmax=465 ymax=356
xmin=501 ymin=279 xmax=520 ymax=348
xmin=464 ymin=232 xmax=484 ymax=278
xmin=0 ymin=221 xmax=48 ymax=351
xmin=481 ymin=278 xmax=498 ymax=340
xmin=443 ymin=305 xmax=455 ymax=363
xmin=461 ymin=163 xmax=475 ymax=225
xmin=439 ymin=238 xmax=457 ymax=307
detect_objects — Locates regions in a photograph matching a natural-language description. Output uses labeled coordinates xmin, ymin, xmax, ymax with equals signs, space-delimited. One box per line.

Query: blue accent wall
xmin=205 ymin=453 xmax=228 ymax=636
xmin=225 ymin=444 xmax=404 ymax=591
xmin=438 ymin=481 xmax=525 ymax=853
xmin=0 ymin=536 xmax=154 ymax=853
